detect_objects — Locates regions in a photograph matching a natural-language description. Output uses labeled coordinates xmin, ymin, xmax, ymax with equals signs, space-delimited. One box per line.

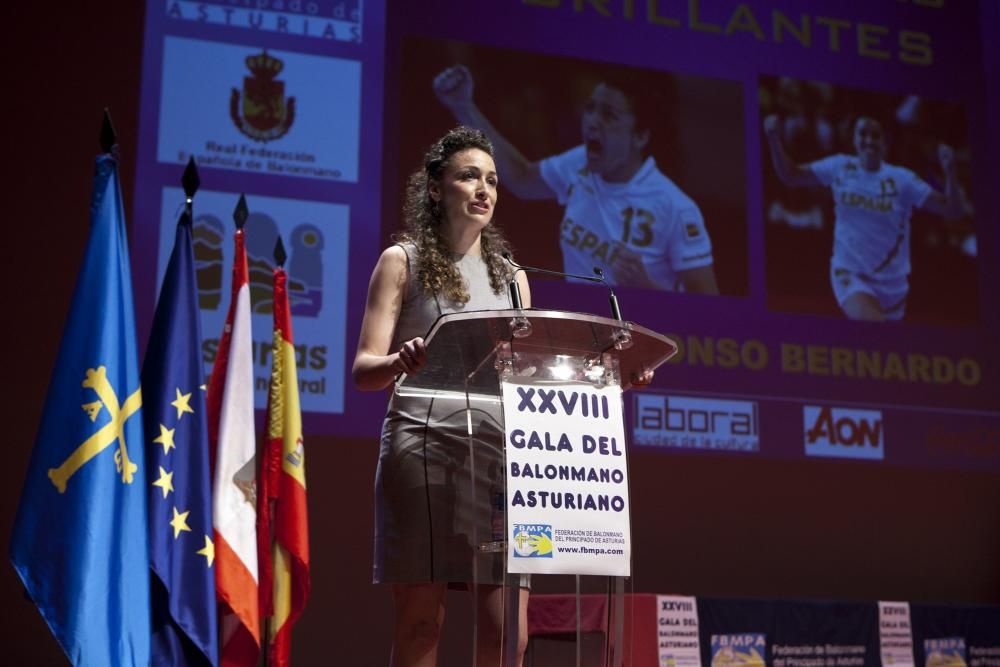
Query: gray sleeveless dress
xmin=374 ymin=243 xmax=513 ymax=585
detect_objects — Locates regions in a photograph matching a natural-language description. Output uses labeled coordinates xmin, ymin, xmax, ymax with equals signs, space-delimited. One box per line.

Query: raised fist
xmin=433 ymin=65 xmax=475 ymax=112
xmin=762 ymin=114 xmax=781 ymax=137
xmin=938 ymin=143 xmax=955 ymax=172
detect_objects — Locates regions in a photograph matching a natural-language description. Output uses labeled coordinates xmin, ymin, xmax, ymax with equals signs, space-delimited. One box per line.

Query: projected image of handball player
xmin=433 ymin=65 xmax=720 ymax=293
xmin=763 ymin=113 xmax=962 ymax=321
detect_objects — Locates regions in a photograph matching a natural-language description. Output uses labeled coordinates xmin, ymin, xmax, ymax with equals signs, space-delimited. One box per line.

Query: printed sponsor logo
xmin=159 ymin=37 xmax=361 ymax=182
xmin=193 ymin=214 xmax=325 ymax=318
xmin=230 ymin=51 xmax=296 ymax=143
xmin=633 ymin=393 xmax=759 ymax=452
xmin=804 ymin=406 xmax=884 ymax=460
xmin=923 ymin=637 xmax=966 ymax=667
xmin=924 ymin=425 xmax=1000 ymax=462
xmin=511 ymin=524 xmax=553 ymax=558
xmin=159 ymin=187 xmax=349 ymax=414
xmin=711 ymin=633 xmax=766 ymax=667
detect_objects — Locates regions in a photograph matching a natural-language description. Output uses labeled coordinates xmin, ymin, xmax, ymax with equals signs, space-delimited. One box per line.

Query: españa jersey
xmin=809 ymin=154 xmax=932 ymax=279
xmin=539 ymin=145 xmax=713 ymax=290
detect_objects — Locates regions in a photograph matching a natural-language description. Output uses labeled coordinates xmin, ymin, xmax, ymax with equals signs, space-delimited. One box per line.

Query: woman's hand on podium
xmin=630 ymin=367 xmax=654 ymax=388
xmin=392 ymin=337 xmax=428 ymax=376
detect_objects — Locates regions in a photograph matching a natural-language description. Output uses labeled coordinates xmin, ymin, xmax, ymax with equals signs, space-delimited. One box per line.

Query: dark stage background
xmin=2 ymin=2 xmax=999 ymax=665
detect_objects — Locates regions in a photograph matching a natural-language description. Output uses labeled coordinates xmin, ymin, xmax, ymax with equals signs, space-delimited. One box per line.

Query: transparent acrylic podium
xmin=395 ymin=308 xmax=677 ymax=666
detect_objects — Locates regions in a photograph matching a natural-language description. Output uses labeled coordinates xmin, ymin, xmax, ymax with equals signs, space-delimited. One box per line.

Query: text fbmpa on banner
xmin=502 ymin=380 xmax=631 ymax=576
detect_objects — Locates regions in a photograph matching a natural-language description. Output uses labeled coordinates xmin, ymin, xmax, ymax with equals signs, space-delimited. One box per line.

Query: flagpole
xmin=261 ymin=226 xmax=270 ymax=661
xmin=100 ymin=108 xmax=116 ymax=155
xmin=260 ymin=236 xmax=287 ymax=667
xmin=182 ymin=156 xmax=199 ymax=219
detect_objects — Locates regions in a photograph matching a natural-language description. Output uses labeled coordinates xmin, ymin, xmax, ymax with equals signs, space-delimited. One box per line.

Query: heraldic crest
xmin=230 ymin=50 xmax=296 ymax=143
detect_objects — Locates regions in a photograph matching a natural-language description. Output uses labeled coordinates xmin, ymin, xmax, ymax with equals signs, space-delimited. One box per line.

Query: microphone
xmin=502 ymin=253 xmax=624 ymax=322
xmin=502 ymin=253 xmax=605 ymax=309
xmin=500 ymin=252 xmax=533 ymax=338
xmin=592 ymin=267 xmax=624 ymax=322
xmin=502 ymin=252 xmax=604 ymax=286
xmin=501 ymin=252 xmax=525 ymax=310
xmin=500 ymin=250 xmax=632 ymax=350
xmin=592 ymin=267 xmax=632 ymax=349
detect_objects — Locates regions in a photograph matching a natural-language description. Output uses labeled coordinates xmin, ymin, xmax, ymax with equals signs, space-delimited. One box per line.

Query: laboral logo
xmin=633 ymin=393 xmax=758 ymax=452
xmin=512 ymin=524 xmax=553 ymax=558
xmin=804 ymin=405 xmax=884 ymax=460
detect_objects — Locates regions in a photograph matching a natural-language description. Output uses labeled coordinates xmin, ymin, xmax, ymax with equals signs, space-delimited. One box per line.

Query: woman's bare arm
xmin=352 ymin=246 xmax=428 ymax=391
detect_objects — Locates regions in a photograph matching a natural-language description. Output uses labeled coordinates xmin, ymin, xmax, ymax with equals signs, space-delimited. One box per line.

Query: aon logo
xmin=804 ymin=406 xmax=884 ymax=460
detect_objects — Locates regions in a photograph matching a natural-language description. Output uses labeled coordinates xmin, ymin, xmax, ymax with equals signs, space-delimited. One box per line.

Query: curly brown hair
xmin=398 ymin=126 xmax=513 ymax=304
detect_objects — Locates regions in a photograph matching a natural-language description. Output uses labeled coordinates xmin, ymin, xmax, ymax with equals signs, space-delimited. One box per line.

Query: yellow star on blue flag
xmin=171 ymin=388 xmax=195 ymax=420
xmin=152 ymin=467 xmax=174 ymax=499
xmin=153 ymin=424 xmax=176 ymax=455
xmin=196 ymin=535 xmax=215 ymax=567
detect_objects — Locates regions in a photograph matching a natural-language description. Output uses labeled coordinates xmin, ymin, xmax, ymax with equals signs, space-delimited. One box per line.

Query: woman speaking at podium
xmin=353 ymin=126 xmax=532 ymax=666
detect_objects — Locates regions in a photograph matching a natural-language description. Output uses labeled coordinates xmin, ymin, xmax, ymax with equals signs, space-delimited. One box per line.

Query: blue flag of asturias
xmin=9 ymin=153 xmax=151 ymax=665
xmin=143 ymin=211 xmax=219 ymax=666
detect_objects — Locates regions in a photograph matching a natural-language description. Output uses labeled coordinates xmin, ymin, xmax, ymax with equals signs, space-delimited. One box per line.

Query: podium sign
xmin=395 ymin=309 xmax=677 ymax=666
xmin=502 ymin=379 xmax=631 ymax=576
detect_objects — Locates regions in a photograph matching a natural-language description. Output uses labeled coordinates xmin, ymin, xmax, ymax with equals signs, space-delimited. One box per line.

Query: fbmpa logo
xmin=804 ymin=406 xmax=884 ymax=460
xmin=924 ymin=637 xmax=966 ymax=667
xmin=710 ymin=634 xmax=766 ymax=667
xmin=230 ymin=51 xmax=296 ymax=142
xmin=511 ymin=524 xmax=553 ymax=558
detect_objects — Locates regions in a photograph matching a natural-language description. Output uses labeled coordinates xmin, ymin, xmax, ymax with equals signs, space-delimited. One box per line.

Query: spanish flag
xmin=258 ymin=247 xmax=310 ymax=666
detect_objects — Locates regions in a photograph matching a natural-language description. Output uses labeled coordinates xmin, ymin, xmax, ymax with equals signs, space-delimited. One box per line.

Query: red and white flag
xmin=207 ymin=224 xmax=259 ymax=666
xmin=258 ymin=262 xmax=310 ymax=666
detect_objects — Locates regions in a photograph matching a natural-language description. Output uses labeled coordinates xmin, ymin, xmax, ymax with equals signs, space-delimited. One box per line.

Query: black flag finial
xmin=182 ymin=157 xmax=200 ymax=200
xmin=99 ymin=109 xmax=117 ymax=154
xmin=233 ymin=194 xmax=248 ymax=230
xmin=273 ymin=236 xmax=287 ymax=267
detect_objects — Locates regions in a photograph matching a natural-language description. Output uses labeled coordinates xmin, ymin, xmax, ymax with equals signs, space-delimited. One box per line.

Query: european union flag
xmin=9 ymin=154 xmax=151 ymax=665
xmin=143 ymin=211 xmax=219 ymax=666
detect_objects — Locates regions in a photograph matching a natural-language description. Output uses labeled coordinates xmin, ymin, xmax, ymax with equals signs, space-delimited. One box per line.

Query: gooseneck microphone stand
xmin=501 ymin=253 xmax=628 ymax=326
